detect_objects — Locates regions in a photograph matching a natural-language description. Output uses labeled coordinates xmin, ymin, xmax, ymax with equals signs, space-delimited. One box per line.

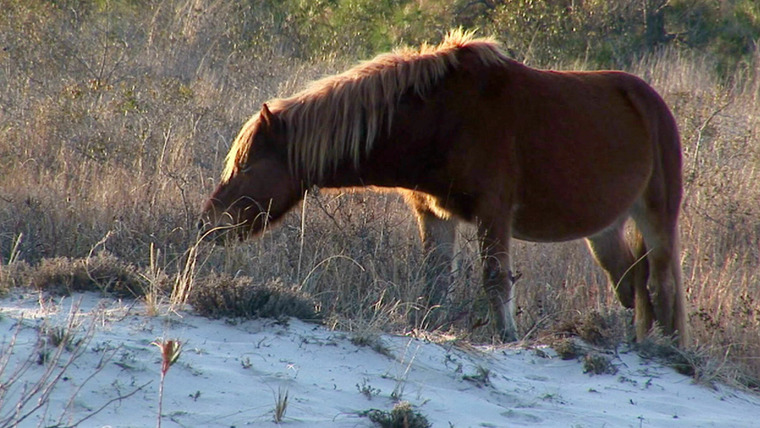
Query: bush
xmin=363 ymin=401 xmax=431 ymax=428
xmin=27 ymin=252 xmax=145 ymax=297
xmin=188 ymin=274 xmax=320 ymax=321
xmin=0 ymin=261 xmax=31 ymax=295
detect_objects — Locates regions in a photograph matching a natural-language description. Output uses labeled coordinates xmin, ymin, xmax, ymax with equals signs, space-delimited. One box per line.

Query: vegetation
xmin=363 ymin=401 xmax=431 ymax=428
xmin=1 ymin=0 xmax=758 ymax=389
xmin=152 ymin=338 xmax=182 ymax=428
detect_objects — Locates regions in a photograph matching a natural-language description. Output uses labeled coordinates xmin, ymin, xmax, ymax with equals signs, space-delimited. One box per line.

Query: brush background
xmin=1 ymin=0 xmax=758 ymax=387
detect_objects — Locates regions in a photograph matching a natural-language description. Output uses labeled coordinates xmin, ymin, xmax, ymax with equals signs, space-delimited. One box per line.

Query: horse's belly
xmin=509 ymin=132 xmax=652 ymax=241
xmin=511 ymin=169 xmax=647 ymax=242
xmin=511 ymin=209 xmax=621 ymax=242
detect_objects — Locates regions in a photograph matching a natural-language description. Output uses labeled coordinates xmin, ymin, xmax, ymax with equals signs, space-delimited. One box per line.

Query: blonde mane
xmin=222 ymin=29 xmax=507 ymax=183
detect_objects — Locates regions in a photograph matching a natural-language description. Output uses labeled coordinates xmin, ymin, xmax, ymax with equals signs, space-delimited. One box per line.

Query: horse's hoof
xmin=500 ymin=330 xmax=518 ymax=343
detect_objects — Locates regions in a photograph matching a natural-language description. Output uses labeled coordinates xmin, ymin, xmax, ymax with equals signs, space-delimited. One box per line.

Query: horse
xmin=200 ymin=30 xmax=688 ymax=345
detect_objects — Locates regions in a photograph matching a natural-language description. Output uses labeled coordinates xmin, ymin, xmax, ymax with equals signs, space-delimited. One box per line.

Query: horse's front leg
xmin=406 ymin=193 xmax=458 ymax=328
xmin=478 ymin=220 xmax=518 ymax=342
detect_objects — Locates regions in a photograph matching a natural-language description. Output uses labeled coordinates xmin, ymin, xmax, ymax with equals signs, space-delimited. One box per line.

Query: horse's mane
xmin=222 ymin=29 xmax=507 ymax=183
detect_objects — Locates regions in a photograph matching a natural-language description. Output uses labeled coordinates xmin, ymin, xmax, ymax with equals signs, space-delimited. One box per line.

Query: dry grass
xmin=642 ymin=46 xmax=760 ymax=388
xmin=0 ymin=0 xmax=758 ymax=390
xmin=188 ymin=274 xmax=319 ymax=321
xmin=26 ymin=252 xmax=145 ymax=297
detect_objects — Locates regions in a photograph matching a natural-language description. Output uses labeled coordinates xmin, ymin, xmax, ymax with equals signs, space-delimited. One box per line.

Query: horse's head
xmin=200 ymin=104 xmax=301 ymax=241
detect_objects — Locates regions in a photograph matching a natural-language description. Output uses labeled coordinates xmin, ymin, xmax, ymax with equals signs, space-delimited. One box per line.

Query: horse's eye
xmin=240 ymin=164 xmax=253 ymax=174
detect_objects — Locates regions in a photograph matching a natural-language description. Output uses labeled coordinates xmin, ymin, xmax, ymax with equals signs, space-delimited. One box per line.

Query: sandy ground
xmin=1 ymin=291 xmax=758 ymax=427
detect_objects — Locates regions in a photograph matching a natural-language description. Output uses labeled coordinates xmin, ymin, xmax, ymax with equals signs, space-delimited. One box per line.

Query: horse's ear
xmin=260 ymin=103 xmax=274 ymax=129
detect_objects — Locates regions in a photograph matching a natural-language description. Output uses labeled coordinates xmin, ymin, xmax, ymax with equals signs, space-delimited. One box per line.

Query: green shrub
xmin=363 ymin=401 xmax=431 ymax=428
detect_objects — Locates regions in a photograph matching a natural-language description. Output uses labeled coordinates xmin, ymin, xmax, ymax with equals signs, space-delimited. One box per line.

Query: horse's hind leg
xmin=631 ymin=198 xmax=689 ymax=345
xmin=585 ymin=219 xmax=648 ymax=310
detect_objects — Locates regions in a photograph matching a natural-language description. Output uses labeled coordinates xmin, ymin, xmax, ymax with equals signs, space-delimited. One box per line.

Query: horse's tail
xmin=624 ymin=75 xmax=689 ymax=345
xmin=625 ymin=76 xmax=683 ymax=218
xmin=656 ymin=102 xmax=689 ymax=345
xmin=653 ymin=94 xmax=683 ymax=221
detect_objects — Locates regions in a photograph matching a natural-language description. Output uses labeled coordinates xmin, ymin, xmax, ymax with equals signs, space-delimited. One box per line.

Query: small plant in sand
xmin=462 ymin=365 xmax=492 ymax=388
xmin=356 ymin=377 xmax=382 ymax=400
xmin=152 ymin=339 xmax=182 ymax=428
xmin=362 ymin=401 xmax=431 ymax=428
xmin=583 ymin=353 xmax=618 ymax=375
xmin=273 ymin=386 xmax=289 ymax=424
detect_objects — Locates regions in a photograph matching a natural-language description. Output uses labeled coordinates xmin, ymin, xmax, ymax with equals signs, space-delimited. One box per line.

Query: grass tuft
xmin=552 ymin=309 xmax=632 ymax=348
xmin=28 ymin=252 xmax=145 ymax=297
xmin=363 ymin=401 xmax=431 ymax=428
xmin=552 ymin=338 xmax=583 ymax=361
xmin=583 ymin=353 xmax=618 ymax=376
xmin=188 ymin=274 xmax=320 ymax=322
xmin=350 ymin=330 xmax=394 ymax=358
xmin=273 ymin=386 xmax=289 ymax=424
xmin=636 ymin=332 xmax=705 ymax=379
xmin=462 ymin=365 xmax=492 ymax=388
xmin=0 ymin=261 xmax=31 ymax=295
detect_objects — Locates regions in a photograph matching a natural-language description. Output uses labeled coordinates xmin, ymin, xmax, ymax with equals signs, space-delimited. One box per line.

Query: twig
xmin=46 ymin=380 xmax=153 ymax=428
xmin=689 ymin=99 xmax=734 ymax=182
xmin=56 ymin=340 xmax=120 ymax=426
xmin=300 ymin=255 xmax=366 ymax=288
xmin=1 ymin=300 xmax=90 ymax=427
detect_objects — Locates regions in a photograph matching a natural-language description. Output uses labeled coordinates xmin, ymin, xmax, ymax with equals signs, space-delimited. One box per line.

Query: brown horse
xmin=201 ymin=30 xmax=688 ymax=345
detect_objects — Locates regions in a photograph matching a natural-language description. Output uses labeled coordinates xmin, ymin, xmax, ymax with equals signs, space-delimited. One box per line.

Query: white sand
xmin=1 ymin=292 xmax=757 ymax=427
